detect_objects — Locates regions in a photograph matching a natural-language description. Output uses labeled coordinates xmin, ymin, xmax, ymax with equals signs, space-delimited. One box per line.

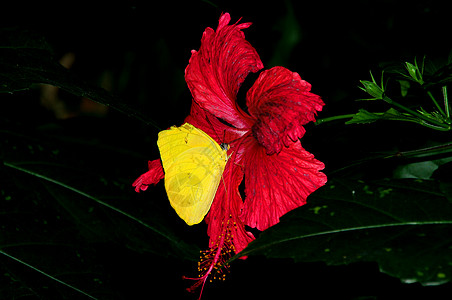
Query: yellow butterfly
xmin=157 ymin=123 xmax=229 ymax=225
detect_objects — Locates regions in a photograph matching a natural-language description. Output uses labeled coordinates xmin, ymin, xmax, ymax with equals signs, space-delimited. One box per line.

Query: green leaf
xmin=0 ymin=250 xmax=99 ymax=299
xmin=424 ymin=61 xmax=452 ymax=88
xmin=235 ymin=178 xmax=452 ymax=286
xmin=1 ymin=150 xmax=198 ymax=261
xmin=0 ymin=28 xmax=157 ymax=127
xmin=394 ymin=156 xmax=452 ymax=179
xmin=0 ymin=123 xmax=199 ymax=298
xmin=384 ymin=56 xmax=452 ymax=88
xmin=0 ymin=161 xmax=114 ymax=299
xmin=346 ymin=108 xmax=420 ymax=125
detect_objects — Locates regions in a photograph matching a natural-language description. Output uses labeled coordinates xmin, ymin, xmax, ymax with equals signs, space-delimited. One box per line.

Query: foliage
xmin=2 ymin=2 xmax=452 ymax=299
xmin=234 ymin=178 xmax=452 ymax=286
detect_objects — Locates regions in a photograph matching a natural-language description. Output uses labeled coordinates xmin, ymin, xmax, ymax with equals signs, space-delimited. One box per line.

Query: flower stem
xmin=315 ymin=114 xmax=356 ymax=125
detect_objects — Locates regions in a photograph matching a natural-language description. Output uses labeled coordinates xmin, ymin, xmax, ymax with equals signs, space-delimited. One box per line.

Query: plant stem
xmin=394 ymin=141 xmax=452 ymax=158
xmin=315 ymin=114 xmax=356 ymax=125
xmin=418 ymin=121 xmax=451 ymax=131
xmin=427 ymin=90 xmax=446 ymax=117
xmin=443 ymin=85 xmax=450 ymax=121
xmin=383 ymin=95 xmax=450 ymax=130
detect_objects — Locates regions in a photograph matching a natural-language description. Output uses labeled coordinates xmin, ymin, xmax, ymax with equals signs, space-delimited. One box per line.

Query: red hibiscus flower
xmin=133 ymin=13 xmax=327 ymax=297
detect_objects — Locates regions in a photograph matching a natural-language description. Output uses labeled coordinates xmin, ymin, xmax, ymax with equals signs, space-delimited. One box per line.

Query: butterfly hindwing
xmin=157 ymin=123 xmax=228 ymax=225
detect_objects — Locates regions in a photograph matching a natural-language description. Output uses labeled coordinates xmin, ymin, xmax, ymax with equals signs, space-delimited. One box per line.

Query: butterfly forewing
xmin=157 ymin=123 xmax=228 ymax=225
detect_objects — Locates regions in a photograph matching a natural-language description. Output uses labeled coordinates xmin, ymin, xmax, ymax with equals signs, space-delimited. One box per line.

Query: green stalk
xmin=394 ymin=141 xmax=452 ymax=158
xmin=427 ymin=90 xmax=446 ymax=117
xmin=418 ymin=120 xmax=451 ymax=131
xmin=315 ymin=114 xmax=356 ymax=125
xmin=383 ymin=95 xmax=450 ymax=130
xmin=443 ymin=85 xmax=451 ymax=121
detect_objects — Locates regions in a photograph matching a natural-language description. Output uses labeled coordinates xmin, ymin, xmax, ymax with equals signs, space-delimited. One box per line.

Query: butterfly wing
xmin=157 ymin=123 xmax=228 ymax=225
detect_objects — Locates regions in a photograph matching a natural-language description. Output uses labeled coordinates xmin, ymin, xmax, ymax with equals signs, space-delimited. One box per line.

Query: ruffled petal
xmin=132 ymin=159 xmax=165 ymax=193
xmin=246 ymin=66 xmax=324 ymax=155
xmin=241 ymin=136 xmax=327 ymax=231
xmin=185 ymin=13 xmax=263 ymax=128
xmin=184 ymin=100 xmax=246 ymax=147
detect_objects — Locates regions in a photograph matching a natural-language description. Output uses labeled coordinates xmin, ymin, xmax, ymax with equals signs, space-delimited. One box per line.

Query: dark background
xmin=2 ymin=0 xmax=452 ymax=299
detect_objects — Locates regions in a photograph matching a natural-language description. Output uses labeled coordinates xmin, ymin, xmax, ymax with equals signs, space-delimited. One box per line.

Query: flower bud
xmin=405 ymin=62 xmax=424 ymax=85
xmin=360 ymin=79 xmax=385 ymax=100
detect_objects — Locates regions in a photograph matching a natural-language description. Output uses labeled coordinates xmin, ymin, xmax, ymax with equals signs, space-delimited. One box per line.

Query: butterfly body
xmin=157 ymin=123 xmax=229 ymax=225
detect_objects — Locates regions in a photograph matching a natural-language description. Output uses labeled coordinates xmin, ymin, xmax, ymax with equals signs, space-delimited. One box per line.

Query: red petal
xmin=185 ymin=13 xmax=263 ymax=129
xmin=184 ymin=101 xmax=246 ymax=147
xmin=241 ymin=136 xmax=327 ymax=231
xmin=204 ymin=151 xmax=254 ymax=253
xmin=185 ymin=102 xmax=252 ymax=252
xmin=132 ymin=159 xmax=165 ymax=193
xmin=246 ymin=66 xmax=324 ymax=155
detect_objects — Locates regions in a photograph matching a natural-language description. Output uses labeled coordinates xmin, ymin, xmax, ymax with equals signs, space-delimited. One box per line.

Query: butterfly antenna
xmin=204 ymin=115 xmax=248 ymax=149
xmin=204 ymin=115 xmax=223 ymax=143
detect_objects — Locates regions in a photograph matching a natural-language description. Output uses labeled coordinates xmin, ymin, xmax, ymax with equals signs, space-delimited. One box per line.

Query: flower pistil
xmin=184 ymin=215 xmax=237 ymax=299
